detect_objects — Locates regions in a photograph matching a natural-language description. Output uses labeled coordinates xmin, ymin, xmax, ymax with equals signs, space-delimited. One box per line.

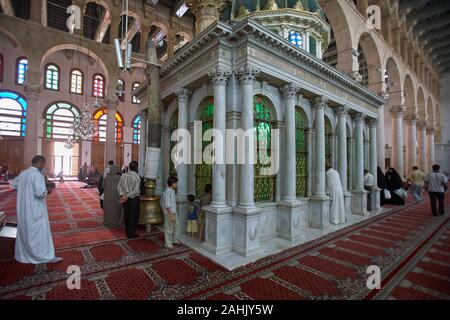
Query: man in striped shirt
xmin=118 ymin=161 xmax=141 ymax=238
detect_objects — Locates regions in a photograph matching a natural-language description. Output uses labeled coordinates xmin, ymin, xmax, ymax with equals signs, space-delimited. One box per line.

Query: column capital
xmin=236 ymin=65 xmax=260 ymax=85
xmin=367 ymin=118 xmax=378 ymax=127
xmin=353 ymin=112 xmax=365 ymax=124
xmin=404 ymin=113 xmax=417 ymax=125
xmin=279 ymin=83 xmax=301 ymax=99
xmin=209 ymin=67 xmax=231 ymax=86
xmin=175 ymin=87 xmax=192 ymax=102
xmin=426 ymin=127 xmax=435 ymax=134
xmin=312 ymin=95 xmax=328 ymax=110
xmin=23 ymin=84 xmax=42 ymax=98
xmin=389 ymin=105 xmax=405 ymax=116
xmin=104 ymin=97 xmax=119 ymax=110
xmin=138 ymin=110 xmax=148 ymax=119
xmin=417 ymin=120 xmax=427 ymax=129
xmin=334 ymin=105 xmax=349 ymax=117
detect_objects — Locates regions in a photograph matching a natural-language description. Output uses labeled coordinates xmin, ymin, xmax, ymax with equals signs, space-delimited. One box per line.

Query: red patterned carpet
xmin=0 ymin=182 xmax=449 ymax=300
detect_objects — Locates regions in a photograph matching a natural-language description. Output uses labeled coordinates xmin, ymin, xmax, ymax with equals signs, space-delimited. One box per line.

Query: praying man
xmin=326 ymin=165 xmax=346 ymax=225
xmin=11 ymin=155 xmax=62 ymax=264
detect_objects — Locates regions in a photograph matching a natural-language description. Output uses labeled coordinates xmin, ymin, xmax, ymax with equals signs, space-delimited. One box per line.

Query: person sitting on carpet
xmin=102 ymin=165 xmax=123 ymax=227
xmin=186 ymin=194 xmax=200 ymax=239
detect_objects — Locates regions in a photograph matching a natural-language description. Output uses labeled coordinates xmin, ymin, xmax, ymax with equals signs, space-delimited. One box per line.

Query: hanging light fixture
xmin=64 ymin=135 xmax=75 ymax=149
xmin=72 ymin=102 xmax=98 ymax=140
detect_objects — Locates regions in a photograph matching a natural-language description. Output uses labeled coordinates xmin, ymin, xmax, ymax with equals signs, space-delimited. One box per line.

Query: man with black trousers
xmin=118 ymin=161 xmax=141 ymax=238
xmin=425 ymin=164 xmax=448 ymax=216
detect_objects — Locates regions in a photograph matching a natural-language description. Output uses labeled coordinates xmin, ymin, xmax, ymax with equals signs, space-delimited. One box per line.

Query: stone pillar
xmin=188 ymin=122 xmax=196 ymax=195
xmin=336 ymin=106 xmax=351 ymax=213
xmin=306 ymin=128 xmax=313 ymax=197
xmin=417 ymin=121 xmax=428 ymax=172
xmin=427 ymin=127 xmax=435 ymax=168
xmin=278 ymin=83 xmax=304 ymax=242
xmin=405 ymin=114 xmax=418 ymax=172
xmin=203 ymin=67 xmax=233 ymax=255
xmin=310 ymin=96 xmax=330 ymax=230
xmin=352 ymin=113 xmax=368 ymax=215
xmin=232 ymin=65 xmax=262 ymax=256
xmin=104 ymin=97 xmax=118 ymax=166
xmin=190 ymin=0 xmax=222 ymax=35
xmin=138 ymin=110 xmax=147 ymax=176
xmin=347 ymin=137 xmax=354 ymax=191
xmin=30 ymin=0 xmax=46 ymax=26
xmin=23 ymin=84 xmax=42 ymax=168
xmin=390 ymin=106 xmax=405 ymax=178
xmin=368 ymin=119 xmax=381 ymax=212
xmin=377 ymin=104 xmax=385 ymax=169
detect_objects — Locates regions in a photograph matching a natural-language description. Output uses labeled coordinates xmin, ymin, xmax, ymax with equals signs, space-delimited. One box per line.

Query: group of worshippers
xmin=377 ymin=165 xmax=448 ymax=216
xmin=99 ymin=160 xmax=143 ymax=239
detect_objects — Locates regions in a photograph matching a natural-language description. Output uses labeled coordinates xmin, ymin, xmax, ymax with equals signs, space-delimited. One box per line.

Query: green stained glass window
xmin=325 ymin=117 xmax=332 ymax=167
xmin=44 ymin=64 xmax=59 ymax=91
xmin=169 ymin=110 xmax=178 ymax=178
xmin=195 ymin=98 xmax=214 ymax=196
xmin=254 ymin=96 xmax=276 ymax=202
xmin=295 ymin=108 xmax=308 ymax=197
xmin=45 ymin=102 xmax=80 ymax=140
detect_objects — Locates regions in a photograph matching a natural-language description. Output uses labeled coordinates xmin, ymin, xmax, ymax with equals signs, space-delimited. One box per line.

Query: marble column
xmin=405 ymin=114 xmax=418 ymax=172
xmin=23 ymin=84 xmax=42 ymax=168
xmin=190 ymin=0 xmax=222 ymax=35
xmin=417 ymin=121 xmax=428 ymax=172
xmin=336 ymin=106 xmax=351 ymax=213
xmin=390 ymin=106 xmax=405 ymax=178
xmin=368 ymin=119 xmax=381 ymax=212
xmin=188 ymin=122 xmax=196 ymax=195
xmin=104 ymin=97 xmax=118 ymax=166
xmin=347 ymin=137 xmax=354 ymax=191
xmin=203 ymin=67 xmax=232 ymax=255
xmin=138 ymin=110 xmax=147 ymax=176
xmin=427 ymin=127 xmax=435 ymax=168
xmin=232 ymin=65 xmax=262 ymax=256
xmin=310 ymin=96 xmax=331 ymax=230
xmin=352 ymin=113 xmax=368 ymax=215
xmin=278 ymin=83 xmax=305 ymax=242
xmin=175 ymin=88 xmax=192 ymax=233
xmin=306 ymin=128 xmax=313 ymax=197
xmin=377 ymin=104 xmax=385 ymax=169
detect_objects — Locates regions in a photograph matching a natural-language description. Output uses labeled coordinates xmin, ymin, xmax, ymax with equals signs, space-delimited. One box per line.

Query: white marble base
xmin=309 ymin=195 xmax=331 ymax=230
xmin=344 ymin=192 xmax=352 ymax=221
xmin=202 ymin=206 xmax=233 ymax=254
xmin=370 ymin=188 xmax=381 ymax=212
xmin=277 ymin=200 xmax=308 ymax=242
xmin=352 ymin=190 xmax=368 ymax=215
xmin=232 ymin=206 xmax=263 ymax=257
xmin=176 ymin=196 xmax=190 ymax=234
xmin=178 ymin=207 xmax=391 ymax=271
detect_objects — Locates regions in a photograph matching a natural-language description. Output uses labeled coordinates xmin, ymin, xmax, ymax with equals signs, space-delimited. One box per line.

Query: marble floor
xmin=178 ymin=208 xmax=391 ymax=271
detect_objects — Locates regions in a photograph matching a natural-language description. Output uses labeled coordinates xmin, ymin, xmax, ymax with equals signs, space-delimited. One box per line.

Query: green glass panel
xmin=195 ymin=99 xmax=213 ymax=197
xmin=325 ymin=118 xmax=332 ymax=166
xmin=295 ymin=109 xmax=308 ymax=197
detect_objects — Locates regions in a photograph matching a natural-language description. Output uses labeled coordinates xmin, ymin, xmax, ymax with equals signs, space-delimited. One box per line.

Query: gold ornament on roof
xmin=294 ymin=0 xmax=304 ymax=10
xmin=237 ymin=4 xmax=250 ymax=18
xmin=264 ymin=0 xmax=279 ymax=11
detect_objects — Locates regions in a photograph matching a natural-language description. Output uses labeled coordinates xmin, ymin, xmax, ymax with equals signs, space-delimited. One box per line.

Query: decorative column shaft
xmin=138 ymin=110 xmax=148 ymax=176
xmin=347 ymin=137 xmax=354 ymax=191
xmin=312 ymin=96 xmax=327 ymax=196
xmin=390 ymin=106 xmax=405 ymax=177
xmin=280 ymin=83 xmax=300 ymax=201
xmin=417 ymin=121 xmax=427 ymax=171
xmin=209 ymin=68 xmax=230 ymax=208
xmin=427 ymin=127 xmax=435 ymax=168
xmin=104 ymin=97 xmax=118 ymax=166
xmin=377 ymin=104 xmax=385 ymax=169
xmin=175 ymin=88 xmax=192 ymax=198
xmin=368 ymin=118 xmax=380 ymax=212
xmin=237 ymin=65 xmax=259 ymax=208
xmin=306 ymin=128 xmax=313 ymax=197
xmin=336 ymin=106 xmax=348 ymax=192
xmin=23 ymin=84 xmax=42 ymax=168
xmin=405 ymin=114 xmax=418 ymax=171
xmin=354 ymin=113 xmax=365 ymax=191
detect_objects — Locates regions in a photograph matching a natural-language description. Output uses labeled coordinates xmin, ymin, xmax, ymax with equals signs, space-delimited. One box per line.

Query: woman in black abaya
xmin=377 ymin=167 xmax=387 ymax=206
xmin=384 ymin=167 xmax=405 ymax=206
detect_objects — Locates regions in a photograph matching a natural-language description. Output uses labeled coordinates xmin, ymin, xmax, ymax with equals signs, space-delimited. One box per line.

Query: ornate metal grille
xmin=295 ymin=108 xmax=308 ymax=197
xmin=254 ymin=96 xmax=276 ymax=202
xmin=195 ymin=99 xmax=213 ymax=196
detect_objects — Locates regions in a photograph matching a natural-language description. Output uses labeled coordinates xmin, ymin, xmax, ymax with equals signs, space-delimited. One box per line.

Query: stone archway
xmin=356 ymin=32 xmax=383 ymax=93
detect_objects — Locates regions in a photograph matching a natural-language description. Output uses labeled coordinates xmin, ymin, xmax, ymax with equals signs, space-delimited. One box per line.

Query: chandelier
xmin=64 ymin=135 xmax=75 ymax=149
xmin=72 ymin=102 xmax=98 ymax=140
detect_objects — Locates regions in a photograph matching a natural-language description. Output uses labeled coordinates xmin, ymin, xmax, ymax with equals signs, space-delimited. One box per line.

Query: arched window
xmin=195 ymin=98 xmax=213 ymax=196
xmin=16 ymin=57 xmax=28 ymax=85
xmin=169 ymin=110 xmax=178 ymax=177
xmin=295 ymin=108 xmax=308 ymax=197
xmin=0 ymin=91 xmax=27 ymax=137
xmin=45 ymin=102 xmax=80 ymax=139
xmin=325 ymin=117 xmax=333 ymax=166
xmin=132 ymin=114 xmax=141 ymax=144
xmin=70 ymin=69 xmax=83 ymax=94
xmin=132 ymin=82 xmax=141 ymax=104
xmin=44 ymin=64 xmax=60 ymax=91
xmin=254 ymin=96 xmax=276 ymax=202
xmin=92 ymin=73 xmax=105 ymax=98
xmin=93 ymin=108 xmax=123 ymax=143
xmin=0 ymin=53 xmax=4 ymax=82
xmin=289 ymin=31 xmax=303 ymax=49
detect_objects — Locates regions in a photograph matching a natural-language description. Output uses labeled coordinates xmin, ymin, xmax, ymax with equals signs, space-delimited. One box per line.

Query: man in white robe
xmin=326 ymin=166 xmax=346 ymax=225
xmin=11 ymin=155 xmax=62 ymax=264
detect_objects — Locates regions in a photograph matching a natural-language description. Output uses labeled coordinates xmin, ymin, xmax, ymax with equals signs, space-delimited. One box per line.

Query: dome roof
xmin=222 ymin=0 xmax=325 ymax=21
